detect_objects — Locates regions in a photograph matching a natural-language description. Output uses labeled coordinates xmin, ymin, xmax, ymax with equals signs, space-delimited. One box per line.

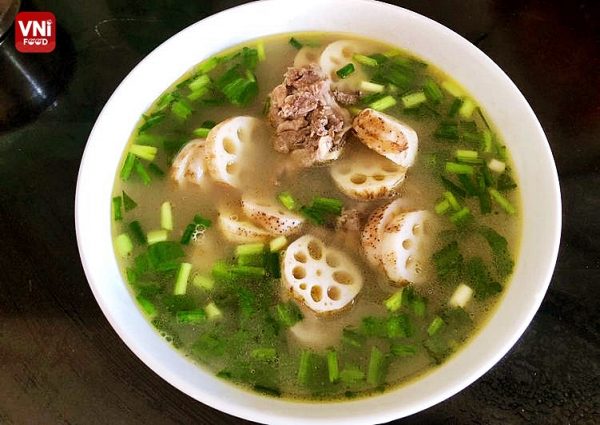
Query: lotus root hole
xmin=373 ymin=174 xmax=385 ymax=181
xmin=226 ymin=161 xmax=238 ymax=175
xmin=382 ymin=163 xmax=399 ymax=173
xmin=333 ymin=271 xmax=353 ymax=285
xmin=327 ymin=286 xmax=341 ymax=301
xmin=337 ymin=165 xmax=351 ymax=175
xmin=402 ymin=239 xmax=412 ymax=250
xmin=223 ymin=137 xmax=237 ymax=154
xmin=307 ymin=240 xmax=323 ymax=260
xmin=316 ymin=269 xmax=322 ymax=277
xmin=311 ymin=285 xmax=322 ymax=302
xmin=299 ymin=283 xmax=307 ymax=290
xmin=351 ymin=174 xmax=367 ymax=184
xmin=292 ymin=267 xmax=306 ymax=279
xmin=325 ymin=254 xmax=339 ymax=267
xmin=294 ymin=251 xmax=307 ymax=263
xmin=405 ymin=256 xmax=414 ymax=269
xmin=412 ymin=224 xmax=421 ymax=235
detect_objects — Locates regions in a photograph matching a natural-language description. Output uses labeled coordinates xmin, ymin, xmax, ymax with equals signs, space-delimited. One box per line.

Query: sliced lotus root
xmin=379 ymin=210 xmax=435 ymax=285
xmin=293 ymin=46 xmax=324 ymax=68
xmin=353 ymin=108 xmax=419 ymax=168
xmin=319 ymin=40 xmax=370 ymax=91
xmin=330 ymin=149 xmax=406 ymax=200
xmin=217 ymin=209 xmax=272 ymax=244
xmin=282 ymin=235 xmax=363 ymax=315
xmin=361 ymin=199 xmax=407 ymax=267
xmin=170 ymin=138 xmax=207 ymax=186
xmin=241 ymin=195 xmax=304 ymax=236
xmin=205 ymin=116 xmax=266 ymax=189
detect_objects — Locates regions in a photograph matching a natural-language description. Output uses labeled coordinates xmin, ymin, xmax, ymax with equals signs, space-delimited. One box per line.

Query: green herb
xmin=327 ymin=350 xmax=339 ymax=383
xmin=147 ymin=241 xmax=185 ymax=272
xmin=289 ymin=37 xmax=303 ymax=49
xmin=489 ymin=188 xmax=516 ymax=214
xmin=251 ymin=348 xmax=277 ymax=361
xmin=133 ymin=161 xmax=151 ymax=185
xmin=176 ymin=308 xmax=206 ymax=324
xmin=432 ymin=241 xmax=463 ymax=283
xmin=366 ymin=346 xmax=385 ymax=386
xmin=128 ymin=221 xmax=146 ymax=245
xmin=274 ymin=301 xmax=303 ymax=328
xmin=340 ymin=367 xmax=365 ymax=384
xmin=353 ymin=54 xmax=378 ymax=67
xmin=465 ymin=257 xmax=502 ymax=298
xmin=427 ymin=316 xmax=445 ymax=336
xmin=384 ymin=289 xmax=404 ymax=312
xmin=112 ymin=196 xmax=123 ymax=221
xmin=434 ymin=122 xmax=459 ymax=140
xmin=342 ymin=328 xmax=365 ymax=348
xmin=479 ymin=226 xmax=514 ymax=278
xmin=138 ymin=112 xmax=165 ymax=133
xmin=369 ymin=95 xmax=397 ymax=111
xmin=336 ymin=63 xmax=356 ymax=79
xmin=390 ymin=344 xmax=417 ymax=357
xmin=423 ymin=78 xmax=443 ymax=103
xmin=120 ymin=153 xmax=137 ymax=181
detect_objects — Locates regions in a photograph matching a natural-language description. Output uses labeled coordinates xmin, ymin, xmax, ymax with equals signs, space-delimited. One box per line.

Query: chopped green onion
xmin=445 ymin=162 xmax=474 ymax=175
xmin=187 ymin=86 xmax=209 ymax=101
xmin=205 ymin=302 xmax=222 ymax=320
xmin=423 ymin=78 xmax=443 ymax=103
xmin=133 ymin=161 xmax=151 ymax=185
xmin=297 ymin=350 xmax=311 ymax=385
xmin=448 ymin=98 xmax=463 ymax=117
xmin=455 ymin=149 xmax=479 ymax=164
xmin=289 ymin=37 xmax=303 ymax=50
xmin=349 ymin=106 xmax=363 ymax=116
xmin=412 ymin=297 xmax=426 ymax=317
xmin=441 ymin=80 xmax=464 ymax=97
xmin=196 ymin=56 xmax=219 ymax=74
xmin=174 ymin=262 xmax=192 ymax=295
xmin=450 ymin=207 xmax=471 ymax=225
xmin=327 ymin=350 xmax=339 ymax=383
xmin=192 ymin=274 xmax=214 ymax=291
xmin=342 ymin=328 xmax=364 ymax=348
xmin=459 ymin=98 xmax=476 ymax=119
xmin=171 ymin=100 xmax=193 ymax=121
xmin=235 ymin=243 xmax=265 ymax=257
xmin=435 ymin=199 xmax=451 ymax=215
xmin=278 ymin=191 xmax=297 ymax=210
xmin=229 ymin=265 xmax=266 ymax=278
xmin=188 ymin=74 xmax=211 ymax=92
xmin=176 ymin=308 xmax=206 ymax=324
xmin=487 ymin=159 xmax=506 ymax=174
xmin=369 ymin=95 xmax=397 ymax=111
xmin=256 ymin=41 xmax=266 ymax=61
xmin=390 ymin=344 xmax=417 ymax=357
xmin=122 ymin=191 xmax=137 ymax=211
xmin=275 ymin=301 xmax=303 ymax=328
xmin=147 ymin=229 xmax=168 ymax=245
xmin=427 ymin=316 xmax=445 ymax=336
xmin=488 ymin=188 xmax=516 ymax=214
xmin=251 ymin=347 xmax=277 ymax=361
xmin=360 ymin=81 xmax=385 ymax=93
xmin=311 ymin=197 xmax=343 ymax=215
xmin=194 ymin=214 xmax=212 ymax=228
xmin=401 ymin=91 xmax=427 ymax=108
xmin=180 ymin=223 xmax=197 ymax=245
xmin=367 ymin=346 xmax=385 ymax=386
xmin=115 ymin=233 xmax=133 ymax=257
xmin=434 ymin=122 xmax=459 ymax=140
xmin=161 ymin=201 xmax=173 ymax=231
xmin=112 ymin=196 xmax=123 ymax=221
xmin=482 ymin=129 xmax=494 ymax=153
xmin=148 ymin=163 xmax=165 ymax=177
xmin=353 ymin=54 xmax=378 ymax=67
xmin=120 ymin=153 xmax=137 ymax=181
xmin=340 ymin=367 xmax=365 ymax=384
xmin=128 ymin=221 xmax=146 ymax=245
xmin=270 ymin=236 xmax=288 ymax=252
xmin=192 ymin=127 xmax=212 ymax=138
xmin=130 ymin=144 xmax=158 ymax=162
xmin=443 ymin=191 xmax=461 ymax=211
xmin=237 ymin=253 xmax=264 ymax=267
xmin=136 ymin=295 xmax=156 ymax=317
xmin=138 ymin=112 xmax=165 ymax=133
xmin=336 ymin=63 xmax=356 ymax=79
xmin=384 ymin=289 xmax=404 ymax=312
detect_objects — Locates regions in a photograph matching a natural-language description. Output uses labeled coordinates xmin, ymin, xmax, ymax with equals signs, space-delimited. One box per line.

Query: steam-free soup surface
xmin=111 ymin=33 xmax=520 ymax=400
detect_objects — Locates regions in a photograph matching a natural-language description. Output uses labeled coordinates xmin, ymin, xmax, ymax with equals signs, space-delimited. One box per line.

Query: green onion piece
xmin=133 ymin=161 xmax=151 ymax=185
xmin=401 ymin=91 xmax=427 ymax=108
xmin=384 ymin=289 xmax=404 ymax=312
xmin=147 ymin=229 xmax=168 ymax=245
xmin=188 ymin=74 xmax=211 ymax=92
xmin=450 ymin=207 xmax=471 ymax=225
xmin=211 ymin=261 xmax=235 ymax=282
xmin=229 ymin=265 xmax=266 ymax=278
xmin=205 ymin=302 xmax=222 ymax=320
xmin=390 ymin=344 xmax=417 ymax=357
xmin=192 ymin=274 xmax=214 ymax=291
xmin=193 ymin=214 xmax=212 ymax=228
xmin=487 ymin=159 xmax=506 ymax=174
xmin=336 ymin=63 xmax=356 ymax=79
xmin=269 ymin=236 xmax=288 ymax=252
xmin=128 ymin=221 xmax=146 ymax=245
xmin=176 ymin=308 xmax=206 ymax=324
xmin=192 ymin=127 xmax=211 ymax=138
xmin=489 ymin=188 xmax=516 ymax=214
xmin=275 ymin=301 xmax=303 ymax=328
xmin=187 ymin=86 xmax=209 ymax=101
xmin=265 ymin=252 xmax=281 ymax=278
xmin=482 ymin=129 xmax=494 ymax=153
xmin=171 ymin=100 xmax=193 ymax=121
xmin=251 ymin=347 xmax=277 ymax=361
xmin=455 ymin=149 xmax=479 ymax=164
xmin=340 ymin=367 xmax=365 ymax=384
xmin=138 ymin=113 xmax=165 ymax=133
xmin=235 ymin=243 xmax=265 ymax=257
xmin=311 ymin=197 xmax=343 ymax=215
xmin=445 ymin=162 xmax=474 ymax=175
xmin=412 ymin=298 xmax=426 ymax=317
xmin=298 ymin=350 xmax=311 ymax=385
xmin=369 ymin=95 xmax=397 ymax=111
xmin=435 ymin=199 xmax=451 ymax=215
xmin=349 ymin=106 xmax=363 ymax=116
xmin=180 ymin=223 xmax=197 ymax=245
xmin=196 ymin=56 xmax=219 ymax=73
xmin=327 ymin=350 xmax=339 ymax=383
xmin=112 ymin=196 xmax=123 ymax=221
xmin=353 ymin=54 xmax=378 ymax=67
xmin=342 ymin=328 xmax=364 ymax=348
xmin=459 ymin=98 xmax=476 ymax=119
xmin=161 ymin=201 xmax=173 ymax=231
xmin=237 ymin=253 xmax=264 ymax=267
xmin=359 ymin=81 xmax=385 ymax=93
xmin=278 ymin=191 xmax=297 ymax=210
xmin=256 ymin=40 xmax=266 ymax=61
xmin=441 ymin=80 xmax=464 ymax=97
xmin=427 ymin=316 xmax=445 ymax=336
xmin=289 ymin=37 xmax=303 ymax=49
xmin=130 ymin=144 xmax=158 ymax=162
xmin=367 ymin=346 xmax=385 ymax=386
xmin=434 ymin=122 xmax=459 ymax=140
xmin=122 ymin=191 xmax=137 ymax=211
xmin=148 ymin=163 xmax=164 ymax=177
xmin=174 ymin=262 xmax=192 ymax=295
xmin=115 ymin=233 xmax=133 ymax=257
xmin=448 ymin=98 xmax=463 ymax=117
xmin=120 ymin=153 xmax=137 ymax=181
xmin=423 ymin=78 xmax=443 ymax=103
xmin=136 ymin=295 xmax=156 ymax=317
xmin=443 ymin=191 xmax=461 ymax=211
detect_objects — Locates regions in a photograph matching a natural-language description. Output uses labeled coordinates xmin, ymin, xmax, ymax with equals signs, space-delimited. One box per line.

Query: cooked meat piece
xmin=333 ymin=89 xmax=360 ymax=105
xmin=268 ymin=64 xmax=352 ymax=166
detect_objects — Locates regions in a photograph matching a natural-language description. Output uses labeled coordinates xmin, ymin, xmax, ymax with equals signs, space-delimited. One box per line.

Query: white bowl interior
xmin=75 ymin=1 xmax=561 ymax=424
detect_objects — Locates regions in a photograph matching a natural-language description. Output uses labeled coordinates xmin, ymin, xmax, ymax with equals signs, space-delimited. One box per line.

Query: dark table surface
xmin=1 ymin=0 xmax=598 ymax=424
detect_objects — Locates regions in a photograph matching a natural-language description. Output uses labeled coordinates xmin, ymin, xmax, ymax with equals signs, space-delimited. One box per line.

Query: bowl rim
xmin=75 ymin=0 xmax=562 ymax=423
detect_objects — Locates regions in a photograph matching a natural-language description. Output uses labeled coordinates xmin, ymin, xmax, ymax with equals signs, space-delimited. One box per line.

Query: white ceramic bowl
xmin=75 ymin=0 xmax=561 ymax=423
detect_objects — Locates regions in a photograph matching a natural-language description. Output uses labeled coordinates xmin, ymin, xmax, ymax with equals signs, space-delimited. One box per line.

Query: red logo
xmin=14 ymin=12 xmax=56 ymax=53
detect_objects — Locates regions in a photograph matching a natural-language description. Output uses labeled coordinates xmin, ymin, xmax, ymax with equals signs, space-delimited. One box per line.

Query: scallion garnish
xmin=120 ymin=153 xmax=137 ymax=181
xmin=297 ymin=350 xmax=311 ymax=385
xmin=488 ymin=188 xmax=516 ymax=214
xmin=147 ymin=229 xmax=168 ymax=245
xmin=445 ymin=162 xmax=474 ymax=175
xmin=427 ymin=316 xmax=445 ymax=336
xmin=161 ymin=201 xmax=173 ymax=231
xmin=459 ymin=98 xmax=476 ymax=119
xmin=289 ymin=37 xmax=303 ymax=50
xmin=353 ymin=54 xmax=378 ymax=67
xmin=171 ymin=99 xmax=193 ymax=121
xmin=188 ymin=74 xmax=211 ymax=92
xmin=205 ymin=302 xmax=222 ymax=320
xmin=359 ymin=81 xmax=385 ymax=93
xmin=115 ymin=233 xmax=133 ymax=257
xmin=147 ymin=163 xmax=165 ymax=177
xmin=369 ymin=95 xmax=397 ymax=111
xmin=278 ymin=191 xmax=297 ymax=210
xmin=128 ymin=221 xmax=146 ymax=245
xmin=384 ymin=289 xmax=404 ymax=312
xmin=401 ymin=91 xmax=427 ymax=109
xmin=327 ymin=350 xmax=339 ymax=383
xmin=136 ymin=295 xmax=156 ymax=317
xmin=441 ymin=80 xmax=464 ymax=97
xmin=174 ymin=262 xmax=192 ymax=295
xmin=133 ymin=160 xmax=151 ymax=185
xmin=455 ymin=149 xmax=480 ymax=164
xmin=435 ymin=199 xmax=451 ymax=215
xmin=336 ymin=63 xmax=356 ymax=79
xmin=235 ymin=243 xmax=265 ymax=257
xmin=443 ymin=191 xmax=461 ymax=211
xmin=450 ymin=207 xmax=471 ymax=225
xmin=112 ymin=196 xmax=123 ymax=221
xmin=122 ymin=191 xmax=137 ymax=211
xmin=176 ymin=308 xmax=206 ymax=324
xmin=423 ymin=78 xmax=443 ymax=103
xmin=366 ymin=346 xmax=385 ymax=386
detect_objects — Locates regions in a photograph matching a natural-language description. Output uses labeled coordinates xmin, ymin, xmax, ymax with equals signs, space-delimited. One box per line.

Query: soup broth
xmin=111 ymin=33 xmax=520 ymax=400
